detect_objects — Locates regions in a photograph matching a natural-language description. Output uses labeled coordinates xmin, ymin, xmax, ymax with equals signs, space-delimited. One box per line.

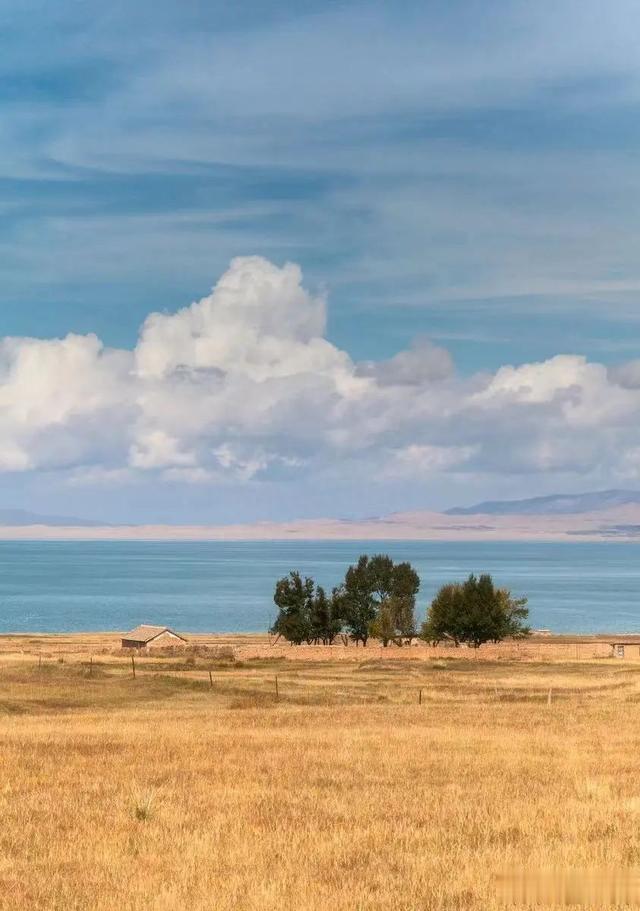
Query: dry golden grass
xmin=1 ymin=636 xmax=640 ymax=909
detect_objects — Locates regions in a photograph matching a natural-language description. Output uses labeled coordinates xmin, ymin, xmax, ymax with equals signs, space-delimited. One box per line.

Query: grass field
xmin=1 ymin=636 xmax=640 ymax=909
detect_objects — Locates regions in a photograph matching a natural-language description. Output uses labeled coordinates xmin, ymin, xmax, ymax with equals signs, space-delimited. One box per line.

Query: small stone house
xmin=121 ymin=625 xmax=187 ymax=650
xmin=609 ymin=641 xmax=640 ymax=659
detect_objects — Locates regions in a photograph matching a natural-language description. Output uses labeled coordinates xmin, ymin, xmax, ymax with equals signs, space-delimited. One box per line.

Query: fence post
xmin=275 ymin=675 xmax=279 ymax=701
xmin=418 ymin=687 xmax=422 ymax=705
xmin=89 ymin=656 xmax=93 ymax=678
xmin=131 ymin=654 xmax=136 ymax=679
xmin=208 ymin=670 xmax=213 ymax=689
xmin=547 ymin=687 xmax=552 ymax=706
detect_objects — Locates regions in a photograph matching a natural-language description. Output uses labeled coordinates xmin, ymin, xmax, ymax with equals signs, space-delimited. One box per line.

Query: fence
xmin=239 ymin=639 xmax=631 ymax=662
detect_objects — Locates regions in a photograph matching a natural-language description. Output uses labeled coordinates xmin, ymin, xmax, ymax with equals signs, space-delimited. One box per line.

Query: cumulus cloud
xmin=0 ymin=255 xmax=639 ymax=489
xmin=0 ymin=332 xmax=132 ymax=471
xmin=477 ymin=355 xmax=594 ymax=404
xmin=608 ymin=359 xmax=640 ymax=389
xmin=135 ymin=257 xmax=335 ymax=381
xmin=356 ymin=338 xmax=453 ymax=386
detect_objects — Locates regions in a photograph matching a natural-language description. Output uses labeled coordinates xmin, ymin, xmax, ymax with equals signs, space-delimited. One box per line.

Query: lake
xmin=0 ymin=539 xmax=638 ymax=634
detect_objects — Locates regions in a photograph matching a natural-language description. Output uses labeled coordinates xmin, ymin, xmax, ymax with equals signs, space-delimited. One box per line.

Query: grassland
xmin=0 ymin=635 xmax=640 ymax=909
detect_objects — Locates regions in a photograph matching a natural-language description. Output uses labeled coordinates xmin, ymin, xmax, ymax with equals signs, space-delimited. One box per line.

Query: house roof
xmin=122 ymin=625 xmax=186 ymax=643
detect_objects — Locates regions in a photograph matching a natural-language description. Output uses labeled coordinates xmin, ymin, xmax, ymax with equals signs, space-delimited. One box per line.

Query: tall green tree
xmin=270 ymin=571 xmax=315 ymax=644
xmin=420 ymin=574 xmax=529 ymax=648
xmin=338 ymin=554 xmax=420 ymax=646
xmin=333 ymin=556 xmax=375 ymax=646
xmin=454 ymin=574 xmax=501 ymax=648
xmin=420 ymin=582 xmax=465 ymax=645
xmin=308 ymin=586 xmax=342 ymax=644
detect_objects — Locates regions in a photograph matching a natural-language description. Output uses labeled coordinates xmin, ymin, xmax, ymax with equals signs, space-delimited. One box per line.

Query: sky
xmin=2 ymin=0 xmax=640 ymax=523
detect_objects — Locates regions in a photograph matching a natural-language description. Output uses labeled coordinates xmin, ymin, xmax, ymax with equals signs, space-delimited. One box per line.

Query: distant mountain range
xmin=446 ymin=489 xmax=640 ymax=516
xmin=0 ymin=509 xmax=104 ymax=527
xmin=3 ymin=489 xmax=640 ymax=539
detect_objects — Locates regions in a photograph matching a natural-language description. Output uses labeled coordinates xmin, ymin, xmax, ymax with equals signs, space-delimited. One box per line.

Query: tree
xmin=308 ymin=586 xmax=342 ymax=644
xmin=393 ymin=592 xmax=418 ymax=644
xmin=495 ymin=589 xmax=530 ymax=641
xmin=339 ymin=554 xmax=420 ymax=646
xmin=270 ymin=571 xmax=315 ymax=644
xmin=420 ymin=582 xmax=465 ymax=645
xmin=420 ymin=574 xmax=530 ymax=648
xmin=457 ymin=573 xmax=504 ymax=648
xmin=333 ymin=556 xmax=375 ymax=646
xmin=369 ymin=594 xmax=418 ymax=646
xmin=368 ymin=599 xmax=398 ymax=647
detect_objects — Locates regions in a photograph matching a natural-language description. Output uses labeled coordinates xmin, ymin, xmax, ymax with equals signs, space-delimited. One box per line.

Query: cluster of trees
xmin=420 ymin=574 xmax=530 ymax=647
xmin=270 ymin=554 xmax=530 ymax=648
xmin=271 ymin=554 xmax=419 ymax=647
xmin=270 ymin=572 xmax=341 ymax=645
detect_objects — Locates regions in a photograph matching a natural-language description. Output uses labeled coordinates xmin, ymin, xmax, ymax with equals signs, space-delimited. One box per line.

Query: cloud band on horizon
xmin=2 ymin=256 xmax=640 ymax=493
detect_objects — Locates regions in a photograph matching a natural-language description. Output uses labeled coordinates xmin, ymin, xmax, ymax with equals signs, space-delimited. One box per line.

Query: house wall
xmin=147 ymin=630 xmax=185 ymax=648
xmin=611 ymin=644 xmax=640 ymax=658
xmin=121 ymin=639 xmax=144 ymax=649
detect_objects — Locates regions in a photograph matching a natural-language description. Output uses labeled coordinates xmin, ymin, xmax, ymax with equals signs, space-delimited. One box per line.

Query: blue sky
xmin=1 ymin=0 xmax=640 ymax=522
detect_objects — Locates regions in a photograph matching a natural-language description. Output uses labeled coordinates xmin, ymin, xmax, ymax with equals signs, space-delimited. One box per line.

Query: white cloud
xmin=135 ymin=256 xmax=333 ymax=381
xmin=0 ymin=332 xmax=132 ymax=471
xmin=129 ymin=430 xmax=196 ymax=470
xmin=356 ymin=338 xmax=453 ymax=387
xmin=608 ymin=360 xmax=640 ymax=389
xmin=1 ymin=256 xmax=640 ymax=490
xmin=477 ymin=355 xmax=592 ymax=404
xmin=389 ymin=444 xmax=478 ymax=477
xmin=0 ymin=332 xmax=128 ymax=425
xmin=212 ymin=445 xmax=269 ymax=482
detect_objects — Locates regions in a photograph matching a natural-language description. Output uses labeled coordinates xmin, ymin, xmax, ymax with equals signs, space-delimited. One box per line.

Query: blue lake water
xmin=0 ymin=540 xmax=638 ymax=634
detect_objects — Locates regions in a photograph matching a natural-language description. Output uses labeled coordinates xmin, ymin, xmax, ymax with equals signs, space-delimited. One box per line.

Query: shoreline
xmin=2 ymin=630 xmax=639 ymax=644
xmin=0 ymin=631 xmax=637 ymax=664
xmin=0 ymin=630 xmax=639 ymax=639
xmin=0 ymin=532 xmax=638 ymax=544
xmin=1 ymin=504 xmax=640 ymax=543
